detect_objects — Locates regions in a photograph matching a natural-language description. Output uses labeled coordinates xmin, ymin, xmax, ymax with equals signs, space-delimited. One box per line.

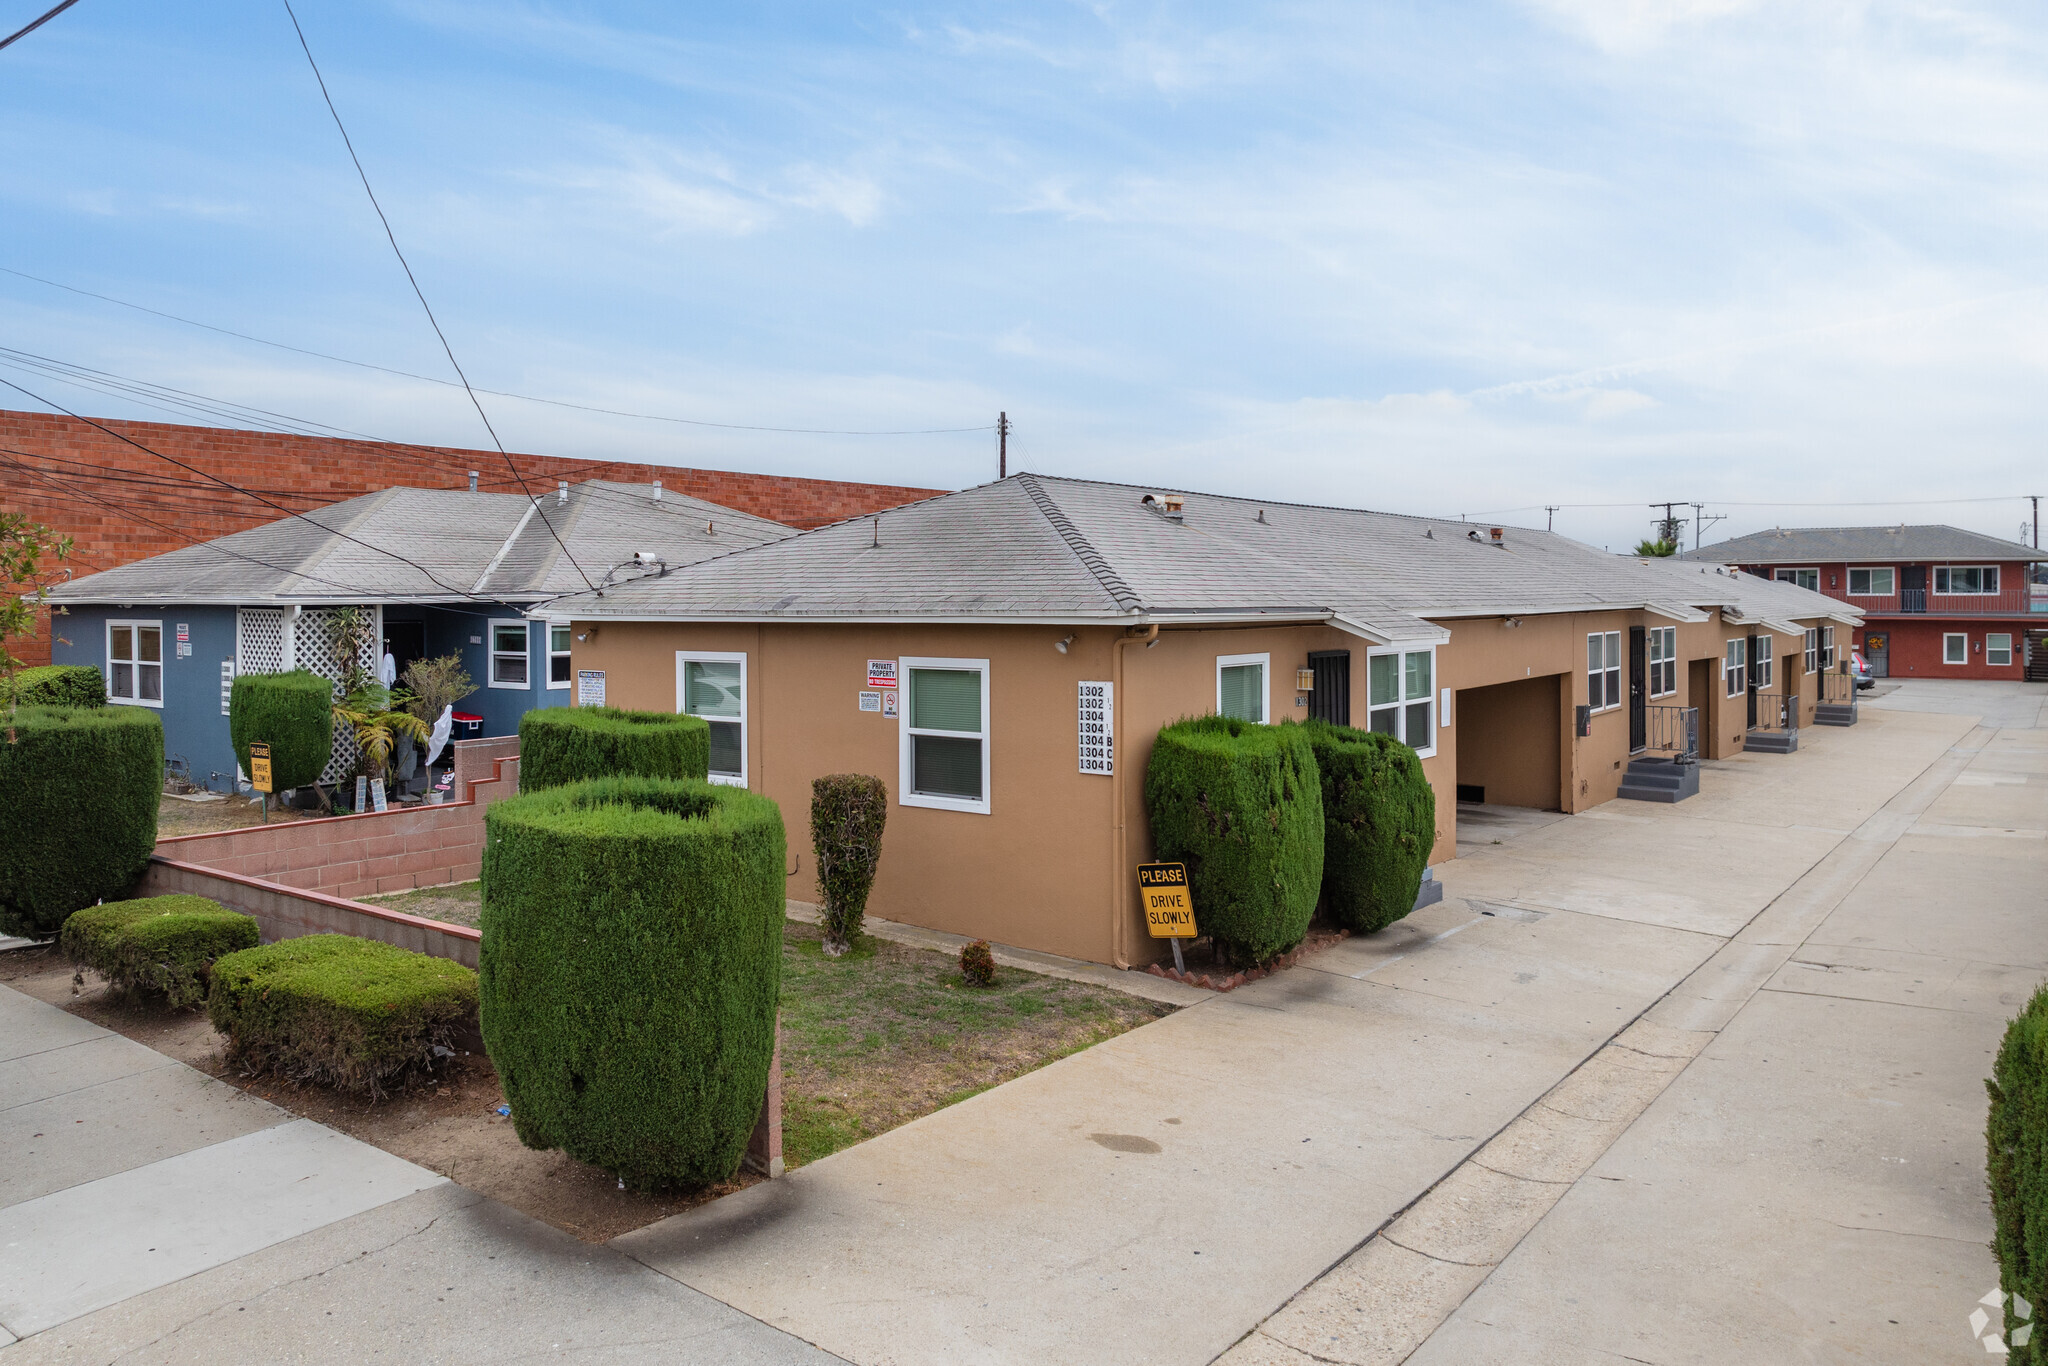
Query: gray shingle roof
xmin=555 ymin=474 xmax=1859 ymax=638
xmin=45 ymin=481 xmax=790 ymax=607
xmin=1681 ymin=524 xmax=2043 ymax=565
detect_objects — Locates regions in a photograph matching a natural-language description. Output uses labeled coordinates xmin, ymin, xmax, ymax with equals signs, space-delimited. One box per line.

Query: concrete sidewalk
xmin=612 ymin=703 xmax=1981 ymax=1365
xmin=0 ymin=983 xmax=841 ymax=1363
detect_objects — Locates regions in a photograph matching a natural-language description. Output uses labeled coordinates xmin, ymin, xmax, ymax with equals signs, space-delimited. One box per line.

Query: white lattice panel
xmin=235 ymin=608 xmax=288 ymax=676
xmin=294 ymin=607 xmax=380 ymax=786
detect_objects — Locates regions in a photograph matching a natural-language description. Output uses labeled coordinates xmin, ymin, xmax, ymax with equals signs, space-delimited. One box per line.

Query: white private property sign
xmin=867 ymin=659 xmax=898 ymax=689
xmin=577 ymin=669 xmax=606 ymax=706
xmin=1078 ymin=680 xmax=1113 ymax=775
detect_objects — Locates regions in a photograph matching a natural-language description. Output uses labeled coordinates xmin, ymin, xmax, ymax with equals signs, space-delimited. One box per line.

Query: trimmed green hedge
xmin=1303 ymin=721 xmax=1437 ymax=934
xmin=517 ymin=706 xmax=710 ymax=792
xmin=0 ymin=704 xmax=162 ymax=939
xmin=206 ymin=934 xmax=478 ymax=1096
xmin=228 ymin=670 xmax=333 ymax=791
xmin=812 ymin=773 xmax=887 ymax=950
xmin=6 ymin=664 xmax=106 ymax=709
xmin=61 ymin=895 xmax=258 ymax=1008
xmin=480 ymin=775 xmax=785 ymax=1189
xmin=1144 ymin=716 xmax=1324 ymax=966
xmin=1990 ymin=983 xmax=2048 ymax=1362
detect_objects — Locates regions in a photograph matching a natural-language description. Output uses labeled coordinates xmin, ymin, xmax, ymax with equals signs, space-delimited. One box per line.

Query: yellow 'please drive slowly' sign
xmin=1137 ymin=862 xmax=1196 ymax=939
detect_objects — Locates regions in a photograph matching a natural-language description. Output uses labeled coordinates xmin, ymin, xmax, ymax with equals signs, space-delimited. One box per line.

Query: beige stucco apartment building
xmin=551 ymin=475 xmax=1858 ymax=968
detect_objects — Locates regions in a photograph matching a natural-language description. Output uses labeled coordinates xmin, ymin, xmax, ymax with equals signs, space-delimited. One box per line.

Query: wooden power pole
xmin=998 ymin=412 xmax=1009 ymax=479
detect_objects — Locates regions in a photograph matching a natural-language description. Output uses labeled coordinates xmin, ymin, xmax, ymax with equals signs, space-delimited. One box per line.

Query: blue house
xmin=45 ymin=479 xmax=788 ymax=791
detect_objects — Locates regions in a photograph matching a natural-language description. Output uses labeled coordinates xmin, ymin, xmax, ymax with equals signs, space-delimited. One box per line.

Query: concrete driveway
xmin=616 ymin=684 xmax=2032 ymax=1366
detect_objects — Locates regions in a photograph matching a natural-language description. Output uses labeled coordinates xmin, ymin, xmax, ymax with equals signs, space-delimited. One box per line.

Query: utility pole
xmin=1690 ymin=502 xmax=1726 ymax=552
xmin=2031 ymin=494 xmax=2040 ymax=549
xmin=1545 ymin=505 xmax=1560 ymax=532
xmin=997 ymin=412 xmax=1010 ymax=480
xmin=1650 ymin=501 xmax=1684 ymax=547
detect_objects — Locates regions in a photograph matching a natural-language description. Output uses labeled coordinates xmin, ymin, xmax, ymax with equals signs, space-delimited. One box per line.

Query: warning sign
xmin=1137 ymin=862 xmax=1196 ymax=939
xmin=867 ymin=659 xmax=898 ymax=689
xmin=248 ymin=741 xmax=273 ymax=794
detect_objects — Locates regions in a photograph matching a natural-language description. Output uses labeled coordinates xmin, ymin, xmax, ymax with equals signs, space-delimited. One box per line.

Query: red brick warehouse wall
xmin=0 ymin=409 xmax=944 ymax=666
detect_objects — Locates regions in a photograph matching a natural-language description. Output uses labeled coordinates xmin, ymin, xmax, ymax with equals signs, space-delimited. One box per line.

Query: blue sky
xmin=2 ymin=0 xmax=2044 ymax=551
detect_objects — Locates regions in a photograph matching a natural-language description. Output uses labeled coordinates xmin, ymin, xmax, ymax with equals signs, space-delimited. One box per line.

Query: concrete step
xmin=1743 ymin=730 xmax=1799 ymax=754
xmin=1617 ymin=756 xmax=1700 ymax=803
xmin=1813 ymin=703 xmax=1858 ymax=727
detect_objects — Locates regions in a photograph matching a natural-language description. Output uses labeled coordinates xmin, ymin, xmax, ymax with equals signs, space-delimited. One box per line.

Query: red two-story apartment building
xmin=1684 ymin=525 xmax=2046 ymax=681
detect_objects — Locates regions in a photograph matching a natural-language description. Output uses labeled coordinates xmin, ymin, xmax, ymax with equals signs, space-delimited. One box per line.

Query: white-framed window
xmin=1586 ymin=631 xmax=1622 ymax=711
xmin=1216 ymin=653 xmax=1269 ymax=723
xmin=1367 ymin=645 xmax=1436 ymax=756
xmin=1724 ymin=638 xmax=1747 ymax=698
xmin=900 ymin=657 xmax=990 ymax=815
xmin=547 ymin=623 xmax=572 ymax=689
xmin=1847 ymin=567 xmax=1895 ymax=597
xmin=1822 ymin=625 xmax=1836 ymax=670
xmin=1944 ymin=633 xmax=1968 ymax=665
xmin=1803 ymin=628 xmax=1819 ymax=674
xmin=1775 ymin=568 xmax=1819 ymax=592
xmin=1935 ymin=566 xmax=1999 ymax=595
xmin=1988 ymin=633 xmax=2014 ymax=667
xmin=488 ymin=619 xmax=530 ymax=688
xmin=1648 ymin=626 xmax=1677 ymax=698
xmin=677 ymin=651 xmax=747 ymax=785
xmin=106 ymin=620 xmax=164 ymax=707
xmin=1752 ymin=636 xmax=1774 ymax=690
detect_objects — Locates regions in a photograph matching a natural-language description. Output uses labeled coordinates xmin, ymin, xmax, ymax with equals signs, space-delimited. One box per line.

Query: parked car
xmin=1850 ymin=650 xmax=1874 ymax=690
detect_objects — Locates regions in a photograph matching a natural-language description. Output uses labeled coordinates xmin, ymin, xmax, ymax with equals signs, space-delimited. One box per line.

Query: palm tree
xmin=1634 ymin=538 xmax=1678 ymax=557
xmin=333 ymin=684 xmax=431 ymax=782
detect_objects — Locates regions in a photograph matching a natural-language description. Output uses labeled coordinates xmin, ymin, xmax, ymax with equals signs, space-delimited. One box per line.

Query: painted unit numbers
xmin=1078 ymin=680 xmax=1113 ymax=776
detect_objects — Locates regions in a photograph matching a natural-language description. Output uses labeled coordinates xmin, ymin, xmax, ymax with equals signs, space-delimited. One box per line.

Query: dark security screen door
xmin=1628 ymin=626 xmax=1646 ymax=753
xmin=1308 ymin=651 xmax=1350 ymax=725
xmin=1900 ymin=565 xmax=1926 ymax=613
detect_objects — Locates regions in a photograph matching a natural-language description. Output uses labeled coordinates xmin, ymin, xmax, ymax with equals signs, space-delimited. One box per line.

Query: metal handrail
xmin=1749 ymin=691 xmax=1799 ymax=733
xmin=1644 ymin=704 xmax=1699 ymax=760
xmin=1820 ymin=669 xmax=1857 ymax=706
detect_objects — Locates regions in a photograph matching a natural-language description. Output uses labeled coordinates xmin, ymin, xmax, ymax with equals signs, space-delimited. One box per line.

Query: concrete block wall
xmin=152 ymin=751 xmax=520 ymax=902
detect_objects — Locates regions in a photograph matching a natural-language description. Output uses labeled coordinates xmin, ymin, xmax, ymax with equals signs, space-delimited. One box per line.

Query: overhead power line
xmin=0 ymin=0 xmax=82 ymax=51
xmin=278 ymin=0 xmax=592 ymax=595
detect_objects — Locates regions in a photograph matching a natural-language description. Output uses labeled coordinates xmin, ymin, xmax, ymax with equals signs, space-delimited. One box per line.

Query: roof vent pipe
xmin=467 ymin=470 xmax=478 ymax=492
xmin=1490 ymin=527 xmax=1505 ymax=545
xmin=557 ymin=481 xmax=569 ymax=504
xmin=1141 ymin=493 xmax=1185 ymax=523
xmin=653 ymin=480 xmax=662 ymax=502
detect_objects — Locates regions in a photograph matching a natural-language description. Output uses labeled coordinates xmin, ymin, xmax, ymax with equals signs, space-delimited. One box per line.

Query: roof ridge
xmin=1015 ymin=473 xmax=1143 ymax=613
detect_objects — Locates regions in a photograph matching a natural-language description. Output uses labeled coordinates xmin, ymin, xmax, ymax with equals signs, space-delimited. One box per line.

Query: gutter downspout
xmin=1110 ymin=622 xmax=1159 ymax=969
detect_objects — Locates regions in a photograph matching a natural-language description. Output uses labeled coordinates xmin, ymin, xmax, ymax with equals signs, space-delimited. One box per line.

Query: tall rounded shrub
xmin=1144 ymin=716 xmax=1324 ymax=966
xmin=517 ymin=706 xmax=709 ymax=791
xmin=228 ymin=670 xmax=333 ymax=791
xmin=812 ymin=773 xmax=887 ymax=955
xmin=0 ymin=704 xmax=162 ymax=938
xmin=1989 ymin=983 xmax=2048 ymax=1362
xmin=1303 ymin=721 xmax=1437 ymax=933
xmin=480 ymin=775 xmax=785 ymax=1189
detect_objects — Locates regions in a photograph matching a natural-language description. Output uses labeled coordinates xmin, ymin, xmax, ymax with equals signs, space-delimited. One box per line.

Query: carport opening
xmin=1453 ymin=675 xmax=1563 ymax=812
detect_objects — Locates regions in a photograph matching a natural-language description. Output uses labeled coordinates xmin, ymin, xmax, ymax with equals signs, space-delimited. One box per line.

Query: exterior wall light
xmin=1055 ymin=634 xmax=1075 ymax=654
xmin=1295 ymin=667 xmax=1315 ymax=691
xmin=1503 ymin=616 xmax=1522 ymax=628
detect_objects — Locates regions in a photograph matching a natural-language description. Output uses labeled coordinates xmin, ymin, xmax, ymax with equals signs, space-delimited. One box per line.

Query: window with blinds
xmin=107 ymin=621 xmax=163 ymax=707
xmin=679 ymin=653 xmax=746 ymax=784
xmin=901 ymin=659 xmax=990 ymax=813
xmin=1587 ymin=631 xmax=1621 ymax=711
xmin=1216 ymin=654 xmax=1268 ymax=723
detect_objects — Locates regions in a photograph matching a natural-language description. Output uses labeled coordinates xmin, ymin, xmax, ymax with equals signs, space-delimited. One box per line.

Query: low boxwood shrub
xmin=1144 ymin=716 xmax=1324 ymax=966
xmin=6 ymin=664 xmax=106 ymax=709
xmin=228 ymin=670 xmax=333 ymax=791
xmin=206 ymin=934 xmax=478 ymax=1096
xmin=1303 ymin=721 xmax=1438 ymax=934
xmin=517 ymin=706 xmax=710 ymax=791
xmin=61 ymin=895 xmax=258 ymax=1007
xmin=481 ymin=775 xmax=785 ymax=1189
xmin=0 ymin=704 xmax=162 ymax=939
xmin=1989 ymin=983 xmax=2048 ymax=1361
xmin=812 ymin=773 xmax=887 ymax=954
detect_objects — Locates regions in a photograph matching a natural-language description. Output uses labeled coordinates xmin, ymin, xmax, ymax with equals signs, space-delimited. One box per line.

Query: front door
xmin=1900 ymin=565 xmax=1926 ymax=613
xmin=1628 ymin=626 xmax=1646 ymax=753
xmin=1746 ymin=633 xmax=1761 ymax=729
xmin=1307 ymin=651 xmax=1350 ymax=726
xmin=1865 ymin=631 xmax=1889 ymax=678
